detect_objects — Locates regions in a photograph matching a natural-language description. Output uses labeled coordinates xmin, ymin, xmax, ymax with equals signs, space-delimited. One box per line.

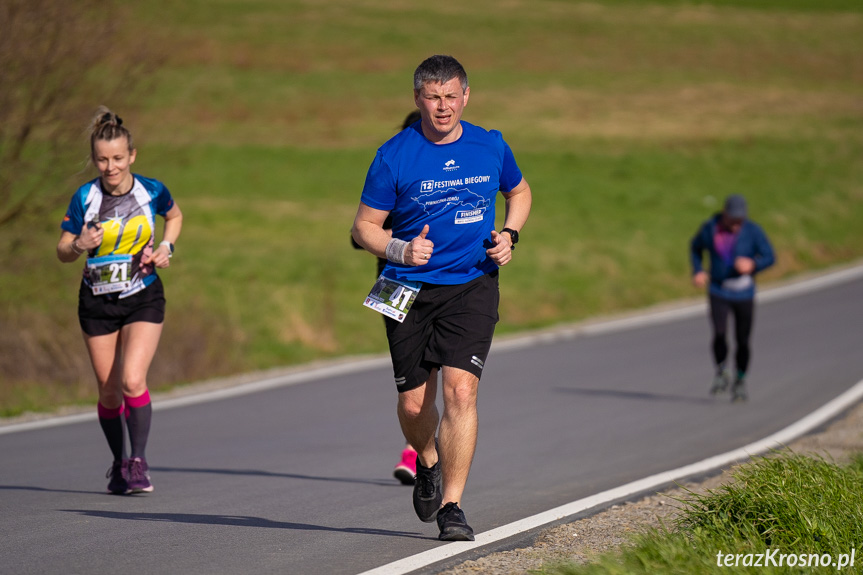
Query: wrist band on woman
xmin=71 ymin=238 xmax=85 ymax=255
xmin=385 ymin=238 xmax=408 ymax=264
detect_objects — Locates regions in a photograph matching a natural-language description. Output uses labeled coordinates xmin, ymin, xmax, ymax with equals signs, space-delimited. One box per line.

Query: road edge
xmin=3 ymin=260 xmax=862 ymax=436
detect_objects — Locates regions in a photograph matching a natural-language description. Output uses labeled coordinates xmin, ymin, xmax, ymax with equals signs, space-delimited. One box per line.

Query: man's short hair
xmin=414 ymin=55 xmax=468 ymax=93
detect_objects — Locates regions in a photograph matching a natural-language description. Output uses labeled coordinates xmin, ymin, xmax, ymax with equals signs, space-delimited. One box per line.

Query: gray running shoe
xmin=413 ymin=453 xmax=442 ymax=522
xmin=710 ymin=370 xmax=730 ymax=395
xmin=731 ymin=379 xmax=748 ymax=403
xmin=126 ymin=457 xmax=154 ymax=493
xmin=437 ymin=502 xmax=474 ymax=541
xmin=106 ymin=460 xmax=129 ymax=495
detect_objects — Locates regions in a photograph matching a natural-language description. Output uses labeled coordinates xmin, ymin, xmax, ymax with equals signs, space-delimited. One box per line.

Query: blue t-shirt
xmin=360 ymin=121 xmax=523 ymax=285
xmin=61 ymin=175 xmax=174 ymax=297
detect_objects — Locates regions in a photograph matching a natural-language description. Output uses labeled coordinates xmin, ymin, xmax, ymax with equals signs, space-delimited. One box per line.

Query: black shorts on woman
xmin=385 ymin=271 xmax=499 ymax=393
xmin=78 ymin=276 xmax=166 ymax=336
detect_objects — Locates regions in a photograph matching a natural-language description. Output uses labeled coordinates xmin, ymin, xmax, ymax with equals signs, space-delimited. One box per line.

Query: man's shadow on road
xmin=554 ymin=386 xmax=716 ymax=405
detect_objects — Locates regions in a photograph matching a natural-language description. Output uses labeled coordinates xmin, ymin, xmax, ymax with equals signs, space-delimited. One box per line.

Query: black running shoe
xmin=437 ymin=502 xmax=474 ymax=541
xmin=413 ymin=454 xmax=442 ymax=522
xmin=105 ymin=460 xmax=129 ymax=495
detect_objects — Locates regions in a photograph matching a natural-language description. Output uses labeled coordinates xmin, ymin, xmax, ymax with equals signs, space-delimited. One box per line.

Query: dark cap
xmin=723 ymin=194 xmax=747 ymax=219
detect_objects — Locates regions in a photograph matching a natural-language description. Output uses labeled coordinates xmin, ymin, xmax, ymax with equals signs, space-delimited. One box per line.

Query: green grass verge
xmin=542 ymin=452 xmax=863 ymax=574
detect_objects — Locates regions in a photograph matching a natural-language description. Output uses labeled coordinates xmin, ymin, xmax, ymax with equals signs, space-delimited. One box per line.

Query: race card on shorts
xmin=87 ymin=254 xmax=133 ymax=295
xmin=363 ymin=274 xmax=422 ymax=323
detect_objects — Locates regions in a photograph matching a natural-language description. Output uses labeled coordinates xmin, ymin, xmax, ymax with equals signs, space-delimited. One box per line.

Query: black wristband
xmin=501 ymin=228 xmax=519 ymax=250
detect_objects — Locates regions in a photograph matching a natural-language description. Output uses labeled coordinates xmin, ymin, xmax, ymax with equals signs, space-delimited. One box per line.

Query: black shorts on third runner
xmin=385 ymin=271 xmax=499 ymax=392
xmin=78 ymin=276 xmax=166 ymax=336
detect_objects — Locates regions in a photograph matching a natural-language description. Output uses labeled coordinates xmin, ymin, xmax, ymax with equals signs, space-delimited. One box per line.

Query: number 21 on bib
xmin=87 ymin=254 xmax=133 ymax=295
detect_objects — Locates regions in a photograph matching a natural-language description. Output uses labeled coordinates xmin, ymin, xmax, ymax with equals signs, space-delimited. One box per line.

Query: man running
xmin=351 ymin=55 xmax=532 ymax=540
xmin=691 ymin=194 xmax=774 ymax=402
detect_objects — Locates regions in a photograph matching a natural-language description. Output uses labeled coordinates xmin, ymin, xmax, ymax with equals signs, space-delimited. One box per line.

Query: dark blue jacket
xmin=690 ymin=214 xmax=775 ymax=301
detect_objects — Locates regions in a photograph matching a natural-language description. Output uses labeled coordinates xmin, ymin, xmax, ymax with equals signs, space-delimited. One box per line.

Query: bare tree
xmin=0 ymin=0 xmax=162 ymax=231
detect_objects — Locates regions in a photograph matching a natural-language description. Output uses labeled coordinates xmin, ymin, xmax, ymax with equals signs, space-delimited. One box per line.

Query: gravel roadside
xmin=435 ymin=399 xmax=863 ymax=575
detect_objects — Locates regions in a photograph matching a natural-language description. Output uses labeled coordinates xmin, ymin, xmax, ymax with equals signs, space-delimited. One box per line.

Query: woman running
xmin=57 ymin=107 xmax=183 ymax=494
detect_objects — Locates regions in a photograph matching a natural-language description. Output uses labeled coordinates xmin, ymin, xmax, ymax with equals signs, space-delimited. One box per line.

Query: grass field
xmin=1 ymin=0 xmax=862 ymax=415
xmin=542 ymin=451 xmax=863 ymax=574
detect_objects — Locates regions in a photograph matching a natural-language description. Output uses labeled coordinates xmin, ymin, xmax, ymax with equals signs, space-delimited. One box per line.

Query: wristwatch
xmin=160 ymin=241 xmax=174 ymax=258
xmin=501 ymin=228 xmax=519 ymax=250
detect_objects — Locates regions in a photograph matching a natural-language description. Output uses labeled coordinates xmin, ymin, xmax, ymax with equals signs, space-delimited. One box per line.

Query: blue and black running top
xmin=61 ymin=175 xmax=174 ymax=298
xmin=361 ymin=120 xmax=523 ymax=286
xmin=690 ymin=213 xmax=775 ymax=301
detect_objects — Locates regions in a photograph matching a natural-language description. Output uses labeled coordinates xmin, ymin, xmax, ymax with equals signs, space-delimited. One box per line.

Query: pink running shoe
xmin=393 ymin=448 xmax=417 ymax=485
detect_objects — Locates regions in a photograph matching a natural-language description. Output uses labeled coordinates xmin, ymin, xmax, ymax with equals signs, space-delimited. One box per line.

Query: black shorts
xmin=385 ymin=271 xmax=499 ymax=392
xmin=78 ymin=277 xmax=166 ymax=336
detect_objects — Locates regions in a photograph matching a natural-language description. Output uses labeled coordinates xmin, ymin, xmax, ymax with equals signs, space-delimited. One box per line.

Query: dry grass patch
xmin=134 ymin=0 xmax=863 ymax=148
xmin=489 ymin=84 xmax=863 ymax=142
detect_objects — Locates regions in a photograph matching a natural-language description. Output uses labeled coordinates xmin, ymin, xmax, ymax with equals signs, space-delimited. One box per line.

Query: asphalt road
xmin=1 ymin=272 xmax=861 ymax=575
